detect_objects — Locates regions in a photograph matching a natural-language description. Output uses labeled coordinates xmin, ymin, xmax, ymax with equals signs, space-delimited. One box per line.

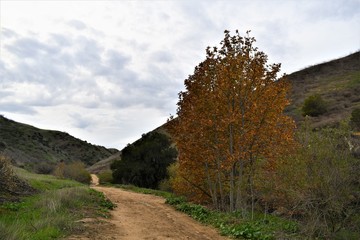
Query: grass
xmin=112 ymin=183 xmax=173 ymax=198
xmin=0 ymin=169 xmax=115 ymax=240
xmin=14 ymin=167 xmax=82 ymax=191
xmin=165 ymin=196 xmax=300 ymax=240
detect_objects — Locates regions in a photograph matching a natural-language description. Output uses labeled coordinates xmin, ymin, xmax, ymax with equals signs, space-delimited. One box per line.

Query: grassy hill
xmin=286 ymin=51 xmax=360 ymax=128
xmin=87 ymin=151 xmax=121 ymax=174
xmin=0 ymin=115 xmax=118 ymax=172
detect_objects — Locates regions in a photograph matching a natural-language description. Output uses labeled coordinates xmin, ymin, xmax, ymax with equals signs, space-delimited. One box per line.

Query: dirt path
xmin=68 ymin=184 xmax=228 ymax=240
xmin=90 ymin=174 xmax=99 ymax=186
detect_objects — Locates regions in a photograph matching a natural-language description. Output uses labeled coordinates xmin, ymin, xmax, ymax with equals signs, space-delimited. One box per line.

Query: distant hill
xmin=87 ymin=151 xmax=121 ymax=174
xmin=0 ymin=115 xmax=118 ymax=171
xmin=87 ymin=126 xmax=171 ymax=174
xmin=286 ymin=51 xmax=360 ymax=128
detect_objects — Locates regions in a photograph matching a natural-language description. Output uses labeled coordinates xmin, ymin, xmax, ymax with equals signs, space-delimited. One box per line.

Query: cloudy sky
xmin=0 ymin=0 xmax=359 ymax=150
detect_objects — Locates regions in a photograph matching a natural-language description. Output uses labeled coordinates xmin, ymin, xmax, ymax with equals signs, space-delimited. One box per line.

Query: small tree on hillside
xmin=302 ymin=94 xmax=327 ymax=117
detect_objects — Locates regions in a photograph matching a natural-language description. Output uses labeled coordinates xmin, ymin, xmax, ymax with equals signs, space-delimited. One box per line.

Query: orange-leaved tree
xmin=168 ymin=30 xmax=295 ymax=215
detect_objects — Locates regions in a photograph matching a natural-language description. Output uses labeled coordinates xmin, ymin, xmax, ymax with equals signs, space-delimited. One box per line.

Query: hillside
xmin=286 ymin=51 xmax=360 ymax=128
xmin=87 ymin=151 xmax=121 ymax=174
xmin=0 ymin=115 xmax=118 ymax=171
xmin=87 ymin=122 xmax=176 ymax=174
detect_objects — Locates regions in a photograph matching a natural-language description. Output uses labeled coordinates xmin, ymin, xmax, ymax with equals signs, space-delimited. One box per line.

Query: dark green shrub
xmin=350 ymin=108 xmax=360 ymax=130
xmin=35 ymin=162 xmax=55 ymax=174
xmin=165 ymin=196 xmax=187 ymax=205
xmin=0 ymin=141 xmax=7 ymax=152
xmin=98 ymin=170 xmax=113 ymax=184
xmin=302 ymin=94 xmax=327 ymax=117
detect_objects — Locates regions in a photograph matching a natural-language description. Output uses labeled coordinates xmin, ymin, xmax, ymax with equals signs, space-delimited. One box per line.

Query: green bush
xmin=158 ymin=179 xmax=172 ymax=192
xmin=35 ymin=162 xmax=55 ymax=174
xmin=53 ymin=161 xmax=91 ymax=184
xmin=98 ymin=170 xmax=113 ymax=184
xmin=302 ymin=94 xmax=327 ymax=117
xmin=350 ymin=108 xmax=360 ymax=130
xmin=165 ymin=195 xmax=298 ymax=239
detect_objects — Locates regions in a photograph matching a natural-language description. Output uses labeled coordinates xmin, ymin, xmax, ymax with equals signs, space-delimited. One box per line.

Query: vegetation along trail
xmin=68 ymin=176 xmax=228 ymax=240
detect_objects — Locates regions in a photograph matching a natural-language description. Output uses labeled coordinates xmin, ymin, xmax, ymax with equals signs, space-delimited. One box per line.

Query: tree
xmin=111 ymin=132 xmax=177 ymax=189
xmin=168 ymin=30 xmax=295 ymax=215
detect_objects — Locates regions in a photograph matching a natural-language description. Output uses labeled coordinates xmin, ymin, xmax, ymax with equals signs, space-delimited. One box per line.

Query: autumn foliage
xmin=168 ymin=30 xmax=295 ymax=213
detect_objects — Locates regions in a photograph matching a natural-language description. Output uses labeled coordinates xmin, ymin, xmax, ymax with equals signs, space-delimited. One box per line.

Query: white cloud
xmin=0 ymin=0 xmax=359 ymax=149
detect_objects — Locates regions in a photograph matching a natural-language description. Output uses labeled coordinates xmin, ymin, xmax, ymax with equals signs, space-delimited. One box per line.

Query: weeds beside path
xmin=0 ymin=170 xmax=114 ymax=240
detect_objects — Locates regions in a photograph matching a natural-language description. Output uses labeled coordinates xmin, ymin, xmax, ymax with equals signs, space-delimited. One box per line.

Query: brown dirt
xmin=67 ymin=184 xmax=229 ymax=240
xmin=90 ymin=174 xmax=99 ymax=186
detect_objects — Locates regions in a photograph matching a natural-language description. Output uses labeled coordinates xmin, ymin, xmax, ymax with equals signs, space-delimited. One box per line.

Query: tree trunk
xmin=235 ymin=159 xmax=245 ymax=214
xmin=249 ymin=154 xmax=255 ymax=220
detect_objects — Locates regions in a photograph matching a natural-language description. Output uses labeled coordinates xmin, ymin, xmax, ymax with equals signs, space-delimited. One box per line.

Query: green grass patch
xmin=165 ymin=196 xmax=300 ymax=240
xmin=347 ymin=71 xmax=360 ymax=88
xmin=0 ymin=169 xmax=115 ymax=240
xmin=112 ymin=184 xmax=173 ymax=198
xmin=14 ymin=167 xmax=82 ymax=191
xmin=0 ymin=187 xmax=115 ymax=240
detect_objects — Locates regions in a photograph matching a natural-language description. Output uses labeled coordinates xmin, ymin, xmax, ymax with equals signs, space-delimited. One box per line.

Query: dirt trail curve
xmin=67 ymin=175 xmax=228 ymax=240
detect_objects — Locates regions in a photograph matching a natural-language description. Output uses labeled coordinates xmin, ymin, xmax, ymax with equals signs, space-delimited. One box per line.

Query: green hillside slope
xmin=286 ymin=51 xmax=360 ymax=128
xmin=0 ymin=115 xmax=118 ymax=171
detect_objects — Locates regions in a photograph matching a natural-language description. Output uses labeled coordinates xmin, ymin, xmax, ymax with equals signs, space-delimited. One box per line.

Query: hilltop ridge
xmin=0 ymin=115 xmax=118 ymax=172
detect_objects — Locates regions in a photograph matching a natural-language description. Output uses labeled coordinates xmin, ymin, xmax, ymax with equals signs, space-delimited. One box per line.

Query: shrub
xmin=63 ymin=162 xmax=91 ymax=184
xmin=0 ymin=156 xmax=16 ymax=196
xmin=0 ymin=155 xmax=34 ymax=203
xmin=98 ymin=170 xmax=113 ymax=184
xmin=259 ymin=124 xmax=360 ymax=238
xmin=53 ymin=161 xmax=91 ymax=184
xmin=302 ymin=94 xmax=327 ymax=117
xmin=350 ymin=108 xmax=360 ymax=130
xmin=158 ymin=179 xmax=172 ymax=192
xmin=0 ymin=141 xmax=7 ymax=152
xmin=35 ymin=162 xmax=55 ymax=174
xmin=53 ymin=162 xmax=65 ymax=178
